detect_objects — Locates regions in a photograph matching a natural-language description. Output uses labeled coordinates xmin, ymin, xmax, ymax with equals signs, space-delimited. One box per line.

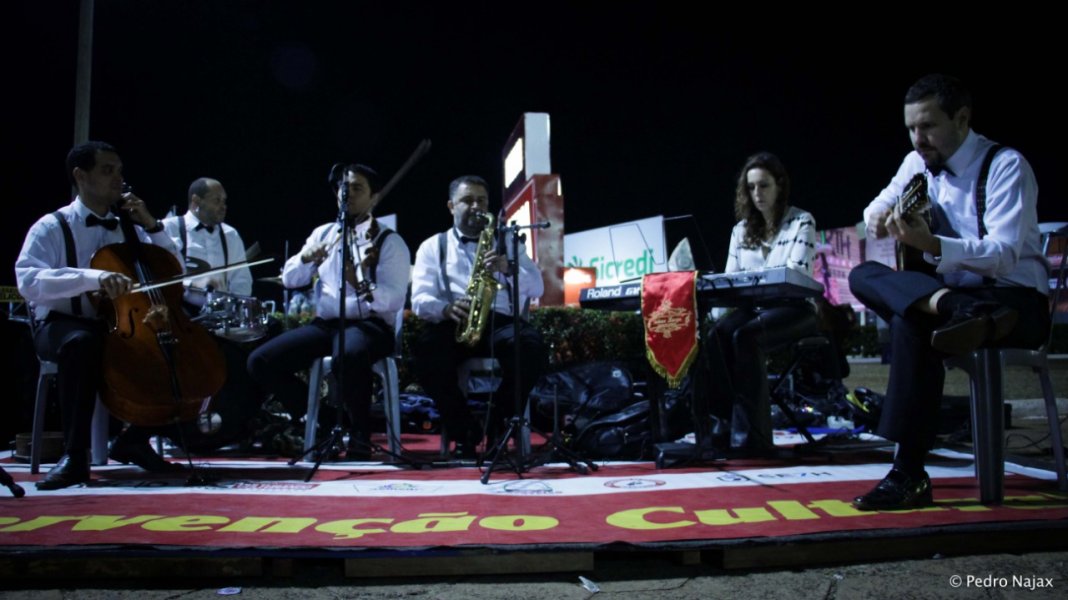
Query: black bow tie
xmin=459 ymin=235 xmax=479 ymax=244
xmin=195 ymin=223 xmax=215 ymax=234
xmin=86 ymin=214 xmax=119 ymax=230
xmin=928 ymin=164 xmax=955 ymax=177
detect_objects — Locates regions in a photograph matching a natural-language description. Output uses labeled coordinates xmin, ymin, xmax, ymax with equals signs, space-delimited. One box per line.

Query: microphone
xmin=332 ymin=163 xmax=351 ymax=221
xmin=498 ymin=220 xmax=551 ymax=232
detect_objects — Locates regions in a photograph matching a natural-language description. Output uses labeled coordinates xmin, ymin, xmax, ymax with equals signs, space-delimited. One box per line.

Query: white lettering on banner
xmin=582 ymin=285 xmax=641 ymax=300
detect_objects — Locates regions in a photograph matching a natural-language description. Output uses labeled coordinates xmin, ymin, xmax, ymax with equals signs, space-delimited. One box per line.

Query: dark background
xmin=6 ymin=1 xmax=1065 ymax=299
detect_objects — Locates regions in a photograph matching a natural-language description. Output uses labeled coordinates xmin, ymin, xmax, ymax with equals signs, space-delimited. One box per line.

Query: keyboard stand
xmin=654 ymin=311 xmax=727 ymax=468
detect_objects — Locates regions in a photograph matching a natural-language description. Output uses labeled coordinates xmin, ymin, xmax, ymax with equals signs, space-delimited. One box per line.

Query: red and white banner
xmin=642 ymin=271 xmax=699 ymax=387
xmin=1 ymin=460 xmax=1065 ymax=548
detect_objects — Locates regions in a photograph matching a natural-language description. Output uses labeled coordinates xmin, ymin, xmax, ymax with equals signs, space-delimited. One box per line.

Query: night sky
xmin=7 ymin=2 xmax=1065 ymax=303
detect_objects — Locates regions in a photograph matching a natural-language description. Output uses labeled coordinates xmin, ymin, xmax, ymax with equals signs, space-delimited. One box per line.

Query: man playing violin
xmin=15 ymin=141 xmax=183 ymax=490
xmin=246 ymin=163 xmax=410 ymax=460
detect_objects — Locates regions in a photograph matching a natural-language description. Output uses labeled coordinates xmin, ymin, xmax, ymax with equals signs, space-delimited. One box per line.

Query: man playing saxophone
xmin=411 ymin=175 xmax=547 ymax=459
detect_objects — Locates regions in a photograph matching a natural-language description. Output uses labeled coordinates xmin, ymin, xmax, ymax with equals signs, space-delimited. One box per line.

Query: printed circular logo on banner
xmin=604 ymin=478 xmax=667 ymax=489
xmin=495 ymin=481 xmax=559 ymax=495
xmin=365 ymin=483 xmax=439 ymax=493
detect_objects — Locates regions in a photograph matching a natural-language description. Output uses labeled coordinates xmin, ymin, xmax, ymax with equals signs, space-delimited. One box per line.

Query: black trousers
xmin=708 ymin=302 xmax=820 ymax=449
xmin=34 ymin=313 xmax=107 ymax=454
xmin=412 ymin=314 xmax=548 ymax=435
xmin=34 ymin=313 xmax=163 ymax=453
xmin=849 ymin=261 xmax=1050 ymax=450
xmin=246 ymin=317 xmax=393 ymax=435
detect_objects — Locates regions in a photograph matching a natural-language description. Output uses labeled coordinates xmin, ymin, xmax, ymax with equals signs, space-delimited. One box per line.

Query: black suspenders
xmin=51 ymin=211 xmax=82 ymax=316
xmin=975 ymin=144 xmax=1005 ymax=240
xmin=976 ymin=144 xmax=1005 ymax=286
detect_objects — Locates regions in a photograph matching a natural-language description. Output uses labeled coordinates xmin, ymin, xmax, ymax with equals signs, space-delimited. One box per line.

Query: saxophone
xmin=456 ymin=211 xmax=502 ymax=346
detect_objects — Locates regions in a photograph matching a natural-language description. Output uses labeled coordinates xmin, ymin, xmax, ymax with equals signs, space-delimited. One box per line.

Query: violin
xmin=90 ymin=185 xmax=226 ymax=427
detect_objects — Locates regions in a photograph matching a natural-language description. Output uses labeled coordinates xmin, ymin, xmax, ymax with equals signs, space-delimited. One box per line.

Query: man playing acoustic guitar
xmin=848 ymin=74 xmax=1049 ymax=510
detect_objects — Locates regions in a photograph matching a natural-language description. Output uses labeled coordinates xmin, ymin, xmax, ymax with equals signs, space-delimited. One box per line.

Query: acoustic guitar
xmin=893 ymin=172 xmax=935 ymax=275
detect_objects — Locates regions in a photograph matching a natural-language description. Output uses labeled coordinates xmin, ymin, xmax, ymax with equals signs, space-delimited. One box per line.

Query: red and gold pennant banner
xmin=641 ymin=271 xmax=699 ymax=388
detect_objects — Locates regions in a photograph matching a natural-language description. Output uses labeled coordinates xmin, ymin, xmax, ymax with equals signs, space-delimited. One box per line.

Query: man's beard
xmin=917 ymin=146 xmax=945 ymax=170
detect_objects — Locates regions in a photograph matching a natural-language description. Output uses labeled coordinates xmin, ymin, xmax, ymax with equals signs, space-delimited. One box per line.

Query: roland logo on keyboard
xmin=584 ymin=284 xmax=641 ymax=299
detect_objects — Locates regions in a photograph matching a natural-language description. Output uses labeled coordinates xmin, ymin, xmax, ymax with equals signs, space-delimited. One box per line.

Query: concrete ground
xmin=1 ymin=551 xmax=1067 ymax=599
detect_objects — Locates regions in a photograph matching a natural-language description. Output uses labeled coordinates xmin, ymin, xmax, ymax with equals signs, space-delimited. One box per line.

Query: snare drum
xmin=199 ymin=290 xmax=273 ymax=342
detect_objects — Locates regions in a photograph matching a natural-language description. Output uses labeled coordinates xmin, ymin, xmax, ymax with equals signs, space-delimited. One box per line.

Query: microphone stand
xmin=290 ymin=186 xmax=352 ymax=481
xmin=480 ymin=220 xmax=597 ymax=484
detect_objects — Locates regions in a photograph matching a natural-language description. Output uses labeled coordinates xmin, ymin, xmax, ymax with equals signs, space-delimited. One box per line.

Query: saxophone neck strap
xmin=437 ymin=231 xmax=454 ymax=304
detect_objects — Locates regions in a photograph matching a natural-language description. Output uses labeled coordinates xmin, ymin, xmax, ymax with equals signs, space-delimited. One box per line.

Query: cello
xmin=90 ymin=189 xmax=226 ymax=427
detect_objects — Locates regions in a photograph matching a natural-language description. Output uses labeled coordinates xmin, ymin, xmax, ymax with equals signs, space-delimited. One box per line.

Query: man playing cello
xmin=16 ymin=141 xmax=183 ymax=490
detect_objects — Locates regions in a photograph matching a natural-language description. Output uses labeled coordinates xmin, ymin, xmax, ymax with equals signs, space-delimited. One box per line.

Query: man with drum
xmin=162 ymin=177 xmax=253 ymax=303
xmin=162 ymin=177 xmax=269 ymax=451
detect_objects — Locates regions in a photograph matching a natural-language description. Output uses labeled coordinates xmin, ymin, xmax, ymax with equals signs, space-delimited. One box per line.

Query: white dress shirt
xmin=725 ymin=206 xmax=818 ymax=276
xmin=864 ymin=130 xmax=1047 ymax=292
xmin=282 ymin=217 xmax=410 ymax=325
xmin=162 ymin=212 xmax=252 ymax=295
xmin=16 ymin=197 xmax=181 ymax=320
xmin=411 ymin=228 xmax=545 ymax=322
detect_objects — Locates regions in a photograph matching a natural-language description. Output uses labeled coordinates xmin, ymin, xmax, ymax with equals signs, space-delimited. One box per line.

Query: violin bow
xmin=130 ymin=257 xmax=275 ymax=294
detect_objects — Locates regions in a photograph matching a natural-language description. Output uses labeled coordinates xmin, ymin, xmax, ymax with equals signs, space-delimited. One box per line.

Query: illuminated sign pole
xmin=501 ymin=113 xmax=565 ymax=306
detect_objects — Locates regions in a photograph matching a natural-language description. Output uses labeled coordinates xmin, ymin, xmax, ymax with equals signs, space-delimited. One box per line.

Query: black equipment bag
xmin=531 ymin=361 xmax=634 ymax=432
xmin=530 ymin=361 xmax=654 ymax=459
xmin=572 ymin=399 xmax=653 ymax=459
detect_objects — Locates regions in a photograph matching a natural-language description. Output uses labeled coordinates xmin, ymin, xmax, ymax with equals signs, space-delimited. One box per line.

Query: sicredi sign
xmin=564 ymin=215 xmax=667 ymax=286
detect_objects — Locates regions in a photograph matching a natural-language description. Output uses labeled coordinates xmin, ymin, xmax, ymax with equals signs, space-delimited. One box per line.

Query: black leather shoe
xmin=853 ymin=468 xmax=934 ymax=511
xmin=931 ymin=302 xmax=1018 ymax=355
xmin=36 ymin=453 xmax=91 ymax=490
xmin=110 ymin=437 xmax=183 ymax=473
